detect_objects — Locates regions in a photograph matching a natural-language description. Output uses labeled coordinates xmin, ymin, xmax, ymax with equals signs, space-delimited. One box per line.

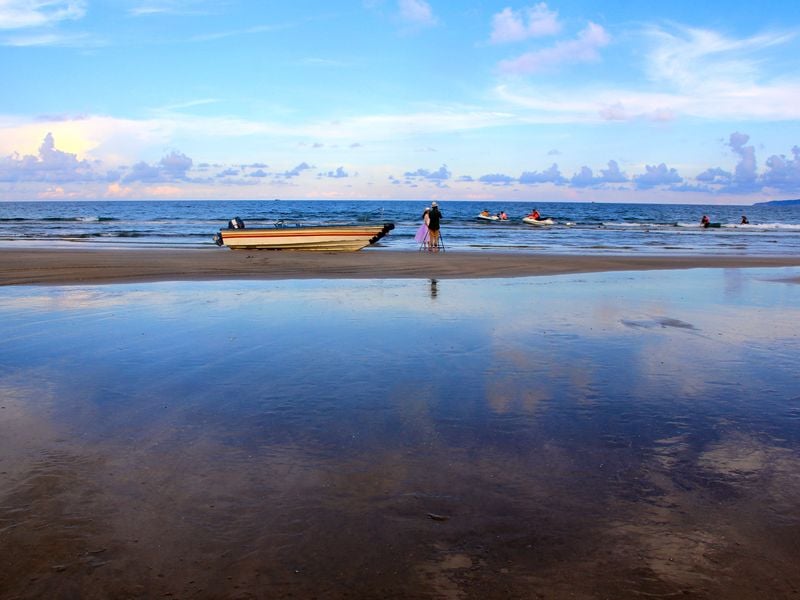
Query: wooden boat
xmin=522 ymin=216 xmax=555 ymax=226
xmin=215 ymin=222 xmax=395 ymax=251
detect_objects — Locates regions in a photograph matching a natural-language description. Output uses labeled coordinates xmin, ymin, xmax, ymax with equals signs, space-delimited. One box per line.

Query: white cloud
xmin=729 ymin=131 xmax=757 ymax=186
xmin=761 ymin=146 xmax=800 ymax=190
xmin=2 ymin=31 xmax=101 ymax=47
xmin=404 ymin=164 xmax=450 ymax=180
xmin=489 ymin=3 xmax=561 ymax=44
xmin=600 ymin=160 xmax=628 ymax=183
xmin=397 ymin=0 xmax=436 ymax=28
xmin=127 ymin=0 xmax=215 ymax=17
xmin=695 ymin=167 xmax=732 ymax=185
xmin=479 ymin=173 xmax=515 ymax=185
xmin=645 ymin=24 xmax=794 ymax=90
xmin=0 ymin=107 xmax=521 ymax=176
xmin=634 ymin=163 xmax=683 ymax=189
xmin=497 ymin=78 xmax=800 ymax=125
xmin=519 ymin=163 xmax=565 ymax=185
xmin=323 ymin=166 xmax=349 ymax=178
xmin=640 ymin=24 xmax=800 ymax=120
xmin=495 ymin=23 xmax=800 ymax=124
xmin=0 ymin=0 xmax=86 ymax=30
xmin=123 ymin=150 xmax=193 ymax=183
xmin=570 ymin=160 xmax=628 ymax=187
xmin=280 ymin=162 xmax=313 ymax=178
xmin=499 ymin=22 xmax=610 ymax=74
xmin=301 ymin=108 xmax=517 ymax=140
xmin=698 ymin=134 xmax=800 ymax=194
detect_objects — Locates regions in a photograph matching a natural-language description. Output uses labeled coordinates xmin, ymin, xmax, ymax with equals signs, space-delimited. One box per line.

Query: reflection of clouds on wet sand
xmin=0 ymin=373 xmax=63 ymax=479
xmin=0 ymin=372 xmax=600 ymax=596
xmin=483 ymin=345 xmax=555 ymax=415
xmin=2 ymin=268 xmax=800 ymax=597
xmin=0 ymin=287 xmax=169 ymax=312
xmin=698 ymin=433 xmax=800 ymax=510
xmin=622 ymin=303 xmax=799 ymax=409
xmin=595 ymin=429 xmax=800 ymax=596
xmin=485 ymin=377 xmax=549 ymax=415
xmin=0 ymin=372 xmax=114 ymax=598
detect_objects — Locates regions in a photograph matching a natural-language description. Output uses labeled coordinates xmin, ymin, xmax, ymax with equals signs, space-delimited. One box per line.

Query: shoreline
xmin=1 ymin=247 xmax=799 ymax=286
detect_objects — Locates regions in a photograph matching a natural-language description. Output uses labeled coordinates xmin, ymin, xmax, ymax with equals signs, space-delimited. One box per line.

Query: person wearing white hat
xmin=427 ymin=202 xmax=442 ymax=249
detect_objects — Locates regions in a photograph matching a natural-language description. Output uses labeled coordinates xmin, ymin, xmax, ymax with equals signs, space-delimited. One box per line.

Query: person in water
xmin=480 ymin=209 xmax=491 ymax=217
xmin=701 ymin=215 xmax=710 ymax=227
xmin=528 ymin=209 xmax=541 ymax=220
xmin=741 ymin=215 xmax=749 ymax=224
xmin=498 ymin=211 xmax=508 ymax=220
xmin=427 ymin=202 xmax=443 ymax=249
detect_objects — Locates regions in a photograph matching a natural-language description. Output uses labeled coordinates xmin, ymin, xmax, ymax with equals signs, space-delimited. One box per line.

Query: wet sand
xmin=2 ymin=269 xmax=800 ymax=598
xmin=2 ymin=247 xmax=800 ymax=285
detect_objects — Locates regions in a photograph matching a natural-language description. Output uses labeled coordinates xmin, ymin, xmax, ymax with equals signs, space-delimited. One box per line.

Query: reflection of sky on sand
xmin=1 ymin=267 xmax=800 ymax=597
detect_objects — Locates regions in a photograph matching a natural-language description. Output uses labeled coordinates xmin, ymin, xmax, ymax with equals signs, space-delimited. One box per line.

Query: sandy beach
xmin=2 ymin=247 xmax=800 ymax=285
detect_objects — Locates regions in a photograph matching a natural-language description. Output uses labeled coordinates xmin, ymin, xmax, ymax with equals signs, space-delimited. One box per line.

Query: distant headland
xmin=752 ymin=199 xmax=800 ymax=207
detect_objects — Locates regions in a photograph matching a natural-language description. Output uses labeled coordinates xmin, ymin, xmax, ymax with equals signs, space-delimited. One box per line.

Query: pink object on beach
xmin=414 ymin=223 xmax=429 ymax=243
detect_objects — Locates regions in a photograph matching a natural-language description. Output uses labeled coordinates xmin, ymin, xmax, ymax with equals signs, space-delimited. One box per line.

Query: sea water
xmin=1 ymin=199 xmax=799 ymax=255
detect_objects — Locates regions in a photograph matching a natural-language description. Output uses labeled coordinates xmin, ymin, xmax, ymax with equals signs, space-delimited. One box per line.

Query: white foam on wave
xmin=601 ymin=221 xmax=678 ymax=229
xmin=727 ymin=223 xmax=800 ymax=231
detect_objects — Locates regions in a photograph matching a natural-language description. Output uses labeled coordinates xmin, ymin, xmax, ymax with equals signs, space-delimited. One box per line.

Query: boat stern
xmin=369 ymin=223 xmax=395 ymax=245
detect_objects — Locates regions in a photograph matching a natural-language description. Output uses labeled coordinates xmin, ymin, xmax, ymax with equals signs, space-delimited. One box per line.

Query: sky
xmin=1 ymin=1 xmax=800 ymax=204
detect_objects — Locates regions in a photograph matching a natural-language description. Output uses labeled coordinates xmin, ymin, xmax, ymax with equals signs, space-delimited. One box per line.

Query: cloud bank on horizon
xmin=1 ymin=0 xmax=799 ymax=203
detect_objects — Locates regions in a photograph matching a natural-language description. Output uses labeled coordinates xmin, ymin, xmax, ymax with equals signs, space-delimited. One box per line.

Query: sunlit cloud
xmin=0 ymin=114 xmax=178 ymax=164
xmin=0 ymin=132 xmax=101 ymax=183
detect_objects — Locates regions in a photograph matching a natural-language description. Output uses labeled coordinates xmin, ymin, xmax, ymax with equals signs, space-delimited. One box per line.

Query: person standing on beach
xmin=427 ymin=202 xmax=442 ymax=249
xmin=414 ymin=208 xmax=430 ymax=245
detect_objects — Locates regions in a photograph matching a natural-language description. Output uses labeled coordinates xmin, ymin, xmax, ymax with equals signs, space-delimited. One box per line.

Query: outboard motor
xmin=227 ymin=216 xmax=245 ymax=229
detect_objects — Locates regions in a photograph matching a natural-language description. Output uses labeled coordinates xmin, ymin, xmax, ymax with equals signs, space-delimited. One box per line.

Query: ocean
xmin=1 ymin=199 xmax=799 ymax=255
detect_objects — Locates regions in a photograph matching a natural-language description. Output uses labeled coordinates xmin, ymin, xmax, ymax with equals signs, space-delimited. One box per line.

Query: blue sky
xmin=1 ymin=1 xmax=799 ymax=204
